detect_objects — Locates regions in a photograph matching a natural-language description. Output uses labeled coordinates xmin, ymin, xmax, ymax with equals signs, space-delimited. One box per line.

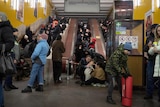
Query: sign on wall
xmin=145 ymin=10 xmax=153 ymax=37
xmin=16 ymin=0 xmax=24 ymax=22
xmin=119 ymin=36 xmax=138 ymax=49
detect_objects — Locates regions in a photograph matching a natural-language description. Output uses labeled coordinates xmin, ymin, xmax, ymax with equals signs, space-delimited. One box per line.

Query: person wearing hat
xmin=105 ymin=42 xmax=132 ymax=104
xmin=0 ymin=12 xmax=15 ymax=107
xmin=3 ymin=28 xmax=19 ymax=91
xmin=21 ymin=33 xmax=50 ymax=93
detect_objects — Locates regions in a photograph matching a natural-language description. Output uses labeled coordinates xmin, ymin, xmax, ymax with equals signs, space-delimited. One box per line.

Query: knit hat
xmin=92 ymin=38 xmax=96 ymax=42
xmin=124 ymin=42 xmax=132 ymax=51
xmin=0 ymin=12 xmax=8 ymax=22
xmin=151 ymin=24 xmax=158 ymax=30
xmin=40 ymin=33 xmax=48 ymax=40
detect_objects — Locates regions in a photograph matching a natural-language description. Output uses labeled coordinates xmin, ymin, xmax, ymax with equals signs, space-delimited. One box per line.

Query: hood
xmin=92 ymin=38 xmax=96 ymax=42
xmin=0 ymin=20 xmax=13 ymax=28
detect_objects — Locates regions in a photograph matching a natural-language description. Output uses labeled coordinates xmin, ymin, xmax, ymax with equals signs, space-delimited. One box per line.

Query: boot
xmin=21 ymin=86 xmax=32 ymax=93
xmin=3 ymin=85 xmax=11 ymax=91
xmin=35 ymin=85 xmax=43 ymax=92
xmin=9 ymin=84 xmax=18 ymax=89
xmin=106 ymin=96 xmax=116 ymax=104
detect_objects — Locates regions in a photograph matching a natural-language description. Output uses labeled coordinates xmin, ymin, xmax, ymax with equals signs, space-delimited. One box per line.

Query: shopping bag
xmin=0 ymin=45 xmax=16 ymax=76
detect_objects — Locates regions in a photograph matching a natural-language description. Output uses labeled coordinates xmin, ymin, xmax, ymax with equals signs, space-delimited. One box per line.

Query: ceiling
xmin=51 ymin=0 xmax=114 ymax=18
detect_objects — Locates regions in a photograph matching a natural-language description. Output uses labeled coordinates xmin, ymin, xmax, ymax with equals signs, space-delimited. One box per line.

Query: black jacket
xmin=0 ymin=21 xmax=15 ymax=52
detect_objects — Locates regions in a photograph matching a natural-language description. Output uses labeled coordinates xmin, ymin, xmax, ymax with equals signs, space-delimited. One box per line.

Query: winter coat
xmin=105 ymin=44 xmax=129 ymax=76
xmin=0 ymin=21 xmax=15 ymax=52
xmin=31 ymin=39 xmax=49 ymax=65
xmin=52 ymin=39 xmax=65 ymax=62
xmin=148 ymin=24 xmax=160 ymax=77
xmin=91 ymin=67 xmax=105 ymax=81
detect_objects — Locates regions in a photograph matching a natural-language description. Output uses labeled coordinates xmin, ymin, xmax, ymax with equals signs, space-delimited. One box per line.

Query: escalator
xmin=89 ymin=19 xmax=106 ymax=59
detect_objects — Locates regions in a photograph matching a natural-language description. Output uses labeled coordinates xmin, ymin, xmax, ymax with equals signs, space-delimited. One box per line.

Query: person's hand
xmin=122 ymin=72 xmax=131 ymax=78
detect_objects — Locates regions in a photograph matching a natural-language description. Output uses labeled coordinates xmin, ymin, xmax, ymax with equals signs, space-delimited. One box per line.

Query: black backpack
xmin=23 ymin=40 xmax=37 ymax=58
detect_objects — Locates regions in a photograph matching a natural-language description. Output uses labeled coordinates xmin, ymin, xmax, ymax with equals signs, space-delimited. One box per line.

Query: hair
xmin=154 ymin=24 xmax=160 ymax=42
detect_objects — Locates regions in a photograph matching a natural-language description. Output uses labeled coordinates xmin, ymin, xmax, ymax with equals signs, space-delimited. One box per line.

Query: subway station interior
xmin=0 ymin=0 xmax=160 ymax=107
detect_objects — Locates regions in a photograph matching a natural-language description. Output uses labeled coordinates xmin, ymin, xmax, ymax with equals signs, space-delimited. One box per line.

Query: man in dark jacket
xmin=52 ymin=35 xmax=65 ymax=84
xmin=144 ymin=24 xmax=158 ymax=100
xmin=105 ymin=42 xmax=132 ymax=104
xmin=0 ymin=12 xmax=15 ymax=107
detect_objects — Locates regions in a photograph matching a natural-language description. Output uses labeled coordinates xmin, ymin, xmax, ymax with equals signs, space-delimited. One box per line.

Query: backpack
xmin=23 ymin=41 xmax=37 ymax=58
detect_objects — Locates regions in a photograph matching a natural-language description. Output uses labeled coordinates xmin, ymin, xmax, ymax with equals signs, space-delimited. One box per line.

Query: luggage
xmin=122 ymin=76 xmax=133 ymax=107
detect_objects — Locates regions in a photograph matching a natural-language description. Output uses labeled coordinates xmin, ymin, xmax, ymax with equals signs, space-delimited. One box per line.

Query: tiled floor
xmin=3 ymin=74 xmax=160 ymax=107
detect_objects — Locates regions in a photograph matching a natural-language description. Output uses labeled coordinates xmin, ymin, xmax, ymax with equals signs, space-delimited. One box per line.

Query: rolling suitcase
xmin=122 ymin=76 xmax=133 ymax=107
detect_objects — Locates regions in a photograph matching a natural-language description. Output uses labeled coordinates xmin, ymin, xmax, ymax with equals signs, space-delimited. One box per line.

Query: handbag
xmin=0 ymin=44 xmax=17 ymax=76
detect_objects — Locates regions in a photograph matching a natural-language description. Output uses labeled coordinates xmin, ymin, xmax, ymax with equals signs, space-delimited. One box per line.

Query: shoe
xmin=55 ymin=80 xmax=62 ymax=84
xmin=9 ymin=84 xmax=18 ymax=89
xmin=35 ymin=85 xmax=43 ymax=92
xmin=144 ymin=95 xmax=153 ymax=99
xmin=3 ymin=85 xmax=11 ymax=91
xmin=158 ymin=98 xmax=160 ymax=102
xmin=21 ymin=86 xmax=32 ymax=93
xmin=106 ymin=96 xmax=116 ymax=104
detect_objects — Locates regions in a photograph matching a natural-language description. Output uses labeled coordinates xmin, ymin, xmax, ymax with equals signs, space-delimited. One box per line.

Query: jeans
xmin=146 ymin=60 xmax=154 ymax=96
xmin=107 ymin=74 xmax=122 ymax=98
xmin=0 ymin=78 xmax=4 ymax=106
xmin=4 ymin=75 xmax=12 ymax=86
xmin=28 ymin=63 xmax=44 ymax=87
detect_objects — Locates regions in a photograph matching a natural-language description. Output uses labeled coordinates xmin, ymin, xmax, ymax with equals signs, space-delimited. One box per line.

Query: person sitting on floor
xmin=85 ymin=61 xmax=106 ymax=85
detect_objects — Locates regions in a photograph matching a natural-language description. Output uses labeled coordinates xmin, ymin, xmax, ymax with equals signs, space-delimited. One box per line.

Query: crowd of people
xmin=1 ymin=10 xmax=160 ymax=107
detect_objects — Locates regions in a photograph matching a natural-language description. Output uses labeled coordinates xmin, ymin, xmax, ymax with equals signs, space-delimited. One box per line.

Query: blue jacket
xmin=31 ymin=39 xmax=49 ymax=65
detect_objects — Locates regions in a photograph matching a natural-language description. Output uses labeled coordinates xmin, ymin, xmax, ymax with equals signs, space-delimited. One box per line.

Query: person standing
xmin=52 ymin=35 xmax=65 ymax=84
xmin=148 ymin=24 xmax=160 ymax=102
xmin=105 ymin=42 xmax=132 ymax=104
xmin=0 ymin=12 xmax=15 ymax=107
xmin=143 ymin=24 xmax=158 ymax=99
xmin=3 ymin=28 xmax=19 ymax=91
xmin=21 ymin=33 xmax=49 ymax=93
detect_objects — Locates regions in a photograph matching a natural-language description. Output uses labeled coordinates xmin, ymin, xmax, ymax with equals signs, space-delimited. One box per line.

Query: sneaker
xmin=21 ymin=86 xmax=32 ymax=93
xmin=3 ymin=85 xmax=11 ymax=91
xmin=144 ymin=95 xmax=153 ymax=99
xmin=92 ymin=83 xmax=97 ymax=87
xmin=9 ymin=84 xmax=18 ymax=89
xmin=106 ymin=96 xmax=116 ymax=104
xmin=35 ymin=85 xmax=43 ymax=92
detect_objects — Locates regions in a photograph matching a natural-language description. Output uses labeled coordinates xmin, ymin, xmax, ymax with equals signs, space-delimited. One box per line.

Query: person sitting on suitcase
xmin=105 ymin=42 xmax=132 ymax=104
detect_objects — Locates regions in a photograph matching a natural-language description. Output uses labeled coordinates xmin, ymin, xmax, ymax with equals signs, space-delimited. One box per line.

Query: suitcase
xmin=122 ymin=76 xmax=133 ymax=107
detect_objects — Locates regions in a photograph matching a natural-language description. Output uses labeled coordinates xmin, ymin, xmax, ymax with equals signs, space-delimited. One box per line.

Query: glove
xmin=122 ymin=72 xmax=131 ymax=78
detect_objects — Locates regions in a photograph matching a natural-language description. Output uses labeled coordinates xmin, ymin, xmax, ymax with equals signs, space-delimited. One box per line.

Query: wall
xmin=0 ymin=0 xmax=53 ymax=27
xmin=133 ymin=0 xmax=160 ymax=40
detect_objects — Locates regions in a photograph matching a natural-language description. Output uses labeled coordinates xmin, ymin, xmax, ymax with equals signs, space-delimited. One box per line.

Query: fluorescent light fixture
xmin=152 ymin=0 xmax=155 ymax=12
xmin=157 ymin=0 xmax=160 ymax=8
